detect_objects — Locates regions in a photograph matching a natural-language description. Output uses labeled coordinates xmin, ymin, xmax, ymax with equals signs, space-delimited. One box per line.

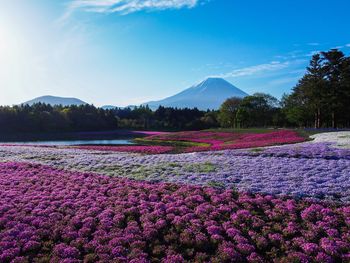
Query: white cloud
xmin=66 ymin=0 xmax=203 ymax=15
xmin=308 ymin=42 xmax=320 ymax=46
xmin=212 ymin=61 xmax=290 ymax=79
xmin=346 ymin=44 xmax=350 ymax=47
xmin=268 ymin=76 xmax=301 ymax=86
xmin=332 ymin=45 xmax=344 ymax=49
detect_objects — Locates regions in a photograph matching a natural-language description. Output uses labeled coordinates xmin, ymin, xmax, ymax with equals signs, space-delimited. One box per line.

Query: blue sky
xmin=0 ymin=0 xmax=349 ymax=106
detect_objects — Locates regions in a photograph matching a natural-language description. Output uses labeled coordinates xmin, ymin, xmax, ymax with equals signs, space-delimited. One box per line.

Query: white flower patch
xmin=311 ymin=131 xmax=350 ymax=149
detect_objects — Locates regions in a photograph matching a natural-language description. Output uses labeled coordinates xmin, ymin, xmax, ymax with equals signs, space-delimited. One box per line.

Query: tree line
xmin=218 ymin=93 xmax=282 ymax=128
xmin=0 ymin=104 xmax=117 ymax=133
xmin=112 ymin=106 xmax=218 ymax=130
xmin=282 ymin=49 xmax=350 ymax=128
xmin=0 ymin=104 xmax=219 ymax=134
xmin=219 ymin=49 xmax=350 ymax=129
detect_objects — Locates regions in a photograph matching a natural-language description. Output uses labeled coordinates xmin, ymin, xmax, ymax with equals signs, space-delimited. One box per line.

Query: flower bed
xmin=145 ymin=130 xmax=305 ymax=152
xmin=311 ymin=131 xmax=350 ymax=149
xmin=1 ymin=162 xmax=350 ymax=262
xmin=1 ymin=142 xmax=350 ymax=202
xmin=133 ymin=131 xmax=170 ymax=136
xmin=73 ymin=145 xmax=173 ymax=154
xmin=247 ymin=142 xmax=350 ymax=160
xmin=59 ymin=130 xmax=305 ymax=154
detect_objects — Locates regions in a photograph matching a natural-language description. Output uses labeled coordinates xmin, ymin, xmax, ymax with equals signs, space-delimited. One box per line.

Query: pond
xmin=2 ymin=139 xmax=135 ymax=146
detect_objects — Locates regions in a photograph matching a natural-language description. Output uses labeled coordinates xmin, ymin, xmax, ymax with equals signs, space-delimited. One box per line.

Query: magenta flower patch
xmin=0 ymin=162 xmax=349 ymax=262
xmin=146 ymin=130 xmax=305 ymax=152
xmin=73 ymin=145 xmax=173 ymax=154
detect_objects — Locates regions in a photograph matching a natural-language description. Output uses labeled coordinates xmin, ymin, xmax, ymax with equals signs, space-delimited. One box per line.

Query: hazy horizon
xmin=1 ymin=0 xmax=350 ymax=107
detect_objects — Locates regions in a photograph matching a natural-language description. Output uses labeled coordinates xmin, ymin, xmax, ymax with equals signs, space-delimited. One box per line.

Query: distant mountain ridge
xmin=101 ymin=105 xmax=118 ymax=110
xmin=22 ymin=78 xmax=248 ymax=110
xmin=22 ymin=96 xmax=87 ymax=106
xmin=143 ymin=78 xmax=248 ymax=110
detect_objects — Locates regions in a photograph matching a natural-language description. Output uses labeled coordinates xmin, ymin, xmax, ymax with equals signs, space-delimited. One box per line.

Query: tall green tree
xmin=237 ymin=93 xmax=279 ymax=128
xmin=282 ymin=49 xmax=350 ymax=128
xmin=306 ymin=54 xmax=327 ymax=128
xmin=321 ymin=49 xmax=346 ymax=128
xmin=281 ymin=92 xmax=313 ymax=127
xmin=218 ymin=97 xmax=242 ymax=128
xmin=341 ymin=56 xmax=350 ymax=126
xmin=286 ymin=54 xmax=327 ymax=128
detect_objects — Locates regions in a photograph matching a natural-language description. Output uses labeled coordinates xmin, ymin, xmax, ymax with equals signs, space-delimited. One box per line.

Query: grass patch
xmin=250 ymin=148 xmax=264 ymax=153
xmin=130 ymin=167 xmax=148 ymax=180
xmin=184 ymin=162 xmax=217 ymax=173
xmin=168 ymin=162 xmax=182 ymax=168
xmin=133 ymin=138 xmax=210 ymax=147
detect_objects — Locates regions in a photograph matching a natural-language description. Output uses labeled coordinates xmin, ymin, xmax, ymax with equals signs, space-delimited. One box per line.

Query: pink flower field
xmin=1 ymin=162 xmax=350 ymax=262
xmin=1 ymin=1 xmax=349 ymax=261
xmin=65 ymin=130 xmax=305 ymax=155
xmin=74 ymin=145 xmax=174 ymax=154
xmin=144 ymin=130 xmax=305 ymax=153
xmin=0 ymin=131 xmax=349 ymax=262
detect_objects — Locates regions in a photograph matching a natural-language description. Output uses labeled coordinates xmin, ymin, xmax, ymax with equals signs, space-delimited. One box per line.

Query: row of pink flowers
xmin=74 ymin=145 xmax=173 ymax=154
xmin=146 ymin=130 xmax=305 ymax=152
xmin=133 ymin=131 xmax=170 ymax=136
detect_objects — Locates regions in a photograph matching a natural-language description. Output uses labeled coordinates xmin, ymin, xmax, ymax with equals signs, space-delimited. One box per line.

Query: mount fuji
xmin=143 ymin=78 xmax=248 ymax=110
